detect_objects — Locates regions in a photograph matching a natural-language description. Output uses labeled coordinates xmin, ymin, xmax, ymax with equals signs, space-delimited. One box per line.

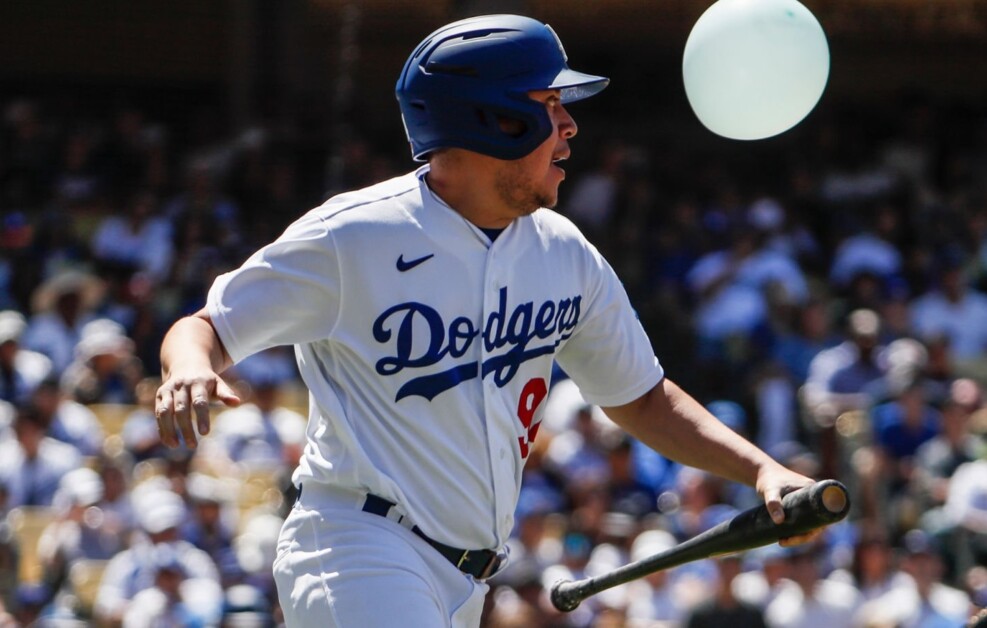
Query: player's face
xmin=493 ymin=89 xmax=577 ymax=215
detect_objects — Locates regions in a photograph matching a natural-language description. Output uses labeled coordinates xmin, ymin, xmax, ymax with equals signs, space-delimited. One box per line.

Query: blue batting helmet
xmin=395 ymin=14 xmax=609 ymax=161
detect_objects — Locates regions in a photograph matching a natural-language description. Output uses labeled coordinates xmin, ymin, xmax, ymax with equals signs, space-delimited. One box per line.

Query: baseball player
xmin=155 ymin=14 xmax=821 ymax=627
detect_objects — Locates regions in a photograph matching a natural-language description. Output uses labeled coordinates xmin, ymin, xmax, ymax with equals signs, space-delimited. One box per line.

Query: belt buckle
xmin=456 ymin=550 xmax=470 ymax=569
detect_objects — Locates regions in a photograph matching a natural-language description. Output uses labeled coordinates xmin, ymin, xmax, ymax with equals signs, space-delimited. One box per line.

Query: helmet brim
xmin=550 ymin=69 xmax=610 ymax=103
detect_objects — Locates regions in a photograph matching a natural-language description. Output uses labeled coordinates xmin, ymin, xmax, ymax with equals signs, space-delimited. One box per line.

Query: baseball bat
xmin=550 ymin=479 xmax=850 ymax=612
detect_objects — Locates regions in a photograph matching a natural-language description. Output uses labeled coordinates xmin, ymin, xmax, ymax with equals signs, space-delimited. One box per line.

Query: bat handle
xmin=550 ymin=579 xmax=584 ymax=612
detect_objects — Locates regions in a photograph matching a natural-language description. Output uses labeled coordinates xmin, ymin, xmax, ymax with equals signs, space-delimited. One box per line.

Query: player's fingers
xmin=214 ymin=377 xmax=242 ymax=408
xmin=155 ymin=388 xmax=179 ymax=448
xmin=173 ymin=386 xmax=198 ymax=449
xmin=763 ymin=488 xmax=785 ymax=524
xmin=190 ymin=381 xmax=212 ymax=436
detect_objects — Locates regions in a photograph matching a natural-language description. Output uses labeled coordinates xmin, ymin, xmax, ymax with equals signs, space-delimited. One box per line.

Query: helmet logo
xmin=545 ymin=24 xmax=568 ymax=62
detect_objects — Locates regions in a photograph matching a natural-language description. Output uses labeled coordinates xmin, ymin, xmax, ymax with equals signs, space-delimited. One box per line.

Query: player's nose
xmin=557 ymin=105 xmax=577 ymax=139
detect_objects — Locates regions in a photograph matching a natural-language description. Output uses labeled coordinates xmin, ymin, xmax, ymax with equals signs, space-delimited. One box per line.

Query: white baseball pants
xmin=273 ymin=485 xmax=488 ymax=627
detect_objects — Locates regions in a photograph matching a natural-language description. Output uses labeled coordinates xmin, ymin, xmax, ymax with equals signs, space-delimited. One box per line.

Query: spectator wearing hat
xmin=8 ymin=583 xmax=53 ymax=628
xmin=862 ymin=336 xmax=946 ymax=406
xmin=20 ymin=271 xmax=104 ymax=376
xmin=857 ymin=530 xmax=971 ymax=628
xmin=770 ymin=295 xmax=839 ymax=386
xmin=624 ymin=529 xmax=690 ymax=625
xmin=1 ymin=99 xmax=54 ymax=210
xmin=537 ymin=532 xmax=597 ymax=628
xmin=732 ymin=544 xmax=794 ymax=610
xmin=51 ymin=130 xmax=101 ymax=207
xmin=943 ymin=454 xmax=987 ymax=582
xmin=92 ymin=454 xmax=137 ymax=541
xmin=90 ymin=190 xmax=174 ymax=284
xmin=825 ymin=309 xmax=890 ymax=401
xmin=747 ymin=196 xmax=821 ymax=264
xmin=498 ymin=487 xmax=563 ymax=595
xmin=205 ymin=349 xmax=305 ymax=470
xmin=828 ymin=203 xmax=904 ymax=291
xmin=181 ymin=473 xmax=240 ymax=586
xmin=121 ymin=542 xmax=224 ymax=628
xmin=29 ymin=378 xmax=104 ymax=457
xmin=764 ymin=541 xmax=862 ymax=628
xmin=803 ymin=309 xmax=889 ymax=417
xmin=685 ymin=554 xmax=767 ymax=628
xmin=221 ymin=583 xmax=276 ymax=628
xmin=94 ymin=488 xmax=220 ymax=625
xmin=605 ymin=435 xmax=659 ymax=518
xmin=843 ymin=533 xmax=912 ymax=604
xmin=580 ymin=540 xmax=634 ymax=615
xmin=231 ymin=513 xmax=283 ymax=607
xmin=914 ymin=379 xmax=984 ymax=515
xmin=544 ymin=402 xmax=615 ymax=495
xmin=0 ymin=402 xmax=81 ymax=509
xmin=164 ymin=158 xmax=242 ymax=251
xmin=910 ymin=247 xmax=987 ymax=381
xmin=870 ymin=371 xmax=942 ymax=532
xmin=120 ymin=377 xmax=170 ymax=462
xmin=36 ymin=467 xmax=124 ymax=601
xmin=0 ymin=310 xmax=51 ymax=405
xmin=60 ymin=318 xmax=142 ymax=405
xmin=685 ymin=220 xmax=808 ymax=393
xmin=803 ymin=308 xmax=890 ymax=478
xmin=664 ymin=467 xmax=730 ymax=547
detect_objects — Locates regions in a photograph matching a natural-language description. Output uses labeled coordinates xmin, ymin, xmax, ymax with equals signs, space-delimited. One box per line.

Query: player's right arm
xmin=156 ymin=307 xmax=241 ymax=448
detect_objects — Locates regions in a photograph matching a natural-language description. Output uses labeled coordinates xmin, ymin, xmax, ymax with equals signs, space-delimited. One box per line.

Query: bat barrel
xmin=788 ymin=479 xmax=850 ymax=528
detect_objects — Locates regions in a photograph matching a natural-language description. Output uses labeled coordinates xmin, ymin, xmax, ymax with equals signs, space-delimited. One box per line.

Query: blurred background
xmin=1 ymin=0 xmax=987 ymax=626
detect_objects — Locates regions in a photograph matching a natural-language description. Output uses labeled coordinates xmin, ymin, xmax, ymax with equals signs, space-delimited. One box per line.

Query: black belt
xmin=362 ymin=494 xmax=502 ymax=580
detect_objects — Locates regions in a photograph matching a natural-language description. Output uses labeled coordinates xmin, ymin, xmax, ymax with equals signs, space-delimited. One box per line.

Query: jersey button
xmin=499 ymin=448 xmax=507 ymax=460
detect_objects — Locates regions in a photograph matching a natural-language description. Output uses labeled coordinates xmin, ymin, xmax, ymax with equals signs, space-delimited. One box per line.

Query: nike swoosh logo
xmin=396 ymin=253 xmax=434 ymax=272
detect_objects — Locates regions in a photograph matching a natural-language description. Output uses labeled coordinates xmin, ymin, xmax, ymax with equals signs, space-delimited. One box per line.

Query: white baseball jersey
xmin=207 ymin=165 xmax=663 ymax=550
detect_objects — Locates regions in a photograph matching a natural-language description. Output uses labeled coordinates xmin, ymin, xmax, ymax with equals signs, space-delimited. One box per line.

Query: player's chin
xmin=542 ymin=178 xmax=563 ymax=206
xmin=537 ymin=189 xmax=559 ymax=210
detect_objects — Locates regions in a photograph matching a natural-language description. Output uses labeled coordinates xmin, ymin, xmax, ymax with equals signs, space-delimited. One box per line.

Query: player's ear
xmin=496 ymin=115 xmax=528 ymax=139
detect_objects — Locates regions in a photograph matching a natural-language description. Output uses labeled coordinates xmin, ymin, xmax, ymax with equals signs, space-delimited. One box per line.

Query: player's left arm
xmin=602 ymin=377 xmax=819 ymax=544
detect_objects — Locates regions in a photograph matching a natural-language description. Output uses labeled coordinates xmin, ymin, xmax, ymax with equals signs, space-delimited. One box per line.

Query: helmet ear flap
xmin=477 ymin=98 xmax=554 ymax=158
xmin=493 ymin=113 xmax=528 ymax=139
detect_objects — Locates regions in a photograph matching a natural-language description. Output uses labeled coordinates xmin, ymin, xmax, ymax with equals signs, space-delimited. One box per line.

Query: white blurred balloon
xmin=683 ymin=0 xmax=830 ymax=140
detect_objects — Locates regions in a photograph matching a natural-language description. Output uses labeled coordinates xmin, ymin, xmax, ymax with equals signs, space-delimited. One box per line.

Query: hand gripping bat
xmin=550 ymin=479 xmax=850 ymax=612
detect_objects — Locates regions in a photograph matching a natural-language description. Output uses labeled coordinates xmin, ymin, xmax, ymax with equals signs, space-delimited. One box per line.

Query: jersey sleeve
xmin=554 ymin=245 xmax=664 ymax=408
xmin=207 ymin=210 xmax=341 ymax=364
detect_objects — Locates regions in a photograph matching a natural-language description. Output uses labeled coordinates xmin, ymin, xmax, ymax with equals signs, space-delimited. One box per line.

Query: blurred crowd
xmin=1 ymin=89 xmax=987 ymax=628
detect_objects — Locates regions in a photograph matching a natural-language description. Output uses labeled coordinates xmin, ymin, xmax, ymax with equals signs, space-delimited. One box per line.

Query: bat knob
xmin=550 ymin=579 xmax=582 ymax=612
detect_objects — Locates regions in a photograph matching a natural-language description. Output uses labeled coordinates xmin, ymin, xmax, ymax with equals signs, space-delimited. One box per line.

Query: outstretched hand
xmin=756 ymin=464 xmax=824 ymax=547
xmin=155 ymin=368 xmax=240 ymax=448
